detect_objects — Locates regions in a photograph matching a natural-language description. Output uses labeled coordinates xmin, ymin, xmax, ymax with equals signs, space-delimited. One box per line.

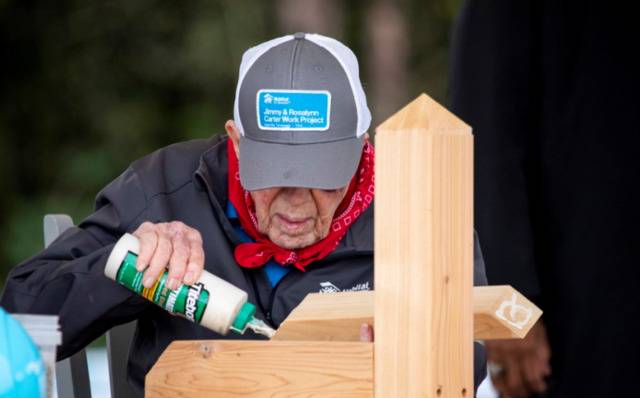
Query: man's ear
xmin=225 ymin=120 xmax=240 ymax=158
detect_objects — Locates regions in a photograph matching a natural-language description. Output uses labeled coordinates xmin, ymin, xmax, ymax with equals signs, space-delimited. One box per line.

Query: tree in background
xmin=0 ymin=0 xmax=460 ymax=285
xmin=365 ymin=0 xmax=409 ymax=125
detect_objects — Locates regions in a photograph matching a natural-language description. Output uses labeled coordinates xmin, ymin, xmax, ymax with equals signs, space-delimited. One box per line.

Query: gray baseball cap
xmin=233 ymin=33 xmax=371 ymax=190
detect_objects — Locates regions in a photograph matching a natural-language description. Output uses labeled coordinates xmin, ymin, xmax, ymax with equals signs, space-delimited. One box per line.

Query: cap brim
xmin=239 ymin=136 xmax=364 ymax=191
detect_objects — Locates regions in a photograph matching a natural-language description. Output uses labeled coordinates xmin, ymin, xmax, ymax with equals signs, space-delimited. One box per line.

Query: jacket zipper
xmin=247 ymin=273 xmax=271 ymax=325
xmin=263 ymin=248 xmax=372 ymax=325
xmin=264 ymin=269 xmax=294 ymax=325
xmin=247 ymin=267 xmax=294 ymax=327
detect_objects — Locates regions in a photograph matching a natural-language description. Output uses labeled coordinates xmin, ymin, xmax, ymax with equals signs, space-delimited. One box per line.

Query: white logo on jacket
xmin=318 ymin=281 xmax=370 ymax=294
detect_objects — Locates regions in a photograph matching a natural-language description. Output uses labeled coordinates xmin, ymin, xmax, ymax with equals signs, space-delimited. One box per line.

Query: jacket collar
xmin=193 ymin=136 xmax=240 ymax=244
xmin=193 ymin=135 xmax=229 ymax=202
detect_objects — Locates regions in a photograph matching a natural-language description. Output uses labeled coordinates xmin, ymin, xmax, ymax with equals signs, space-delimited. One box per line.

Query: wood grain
xmin=145 ymin=340 xmax=373 ymax=398
xmin=374 ymin=93 xmax=474 ymax=397
xmin=474 ymin=285 xmax=543 ymax=340
xmin=274 ymin=287 xmax=542 ymax=342
xmin=273 ymin=291 xmax=373 ymax=341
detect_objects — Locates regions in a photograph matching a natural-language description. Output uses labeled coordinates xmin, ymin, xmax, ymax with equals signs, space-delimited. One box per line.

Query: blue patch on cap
xmin=257 ymin=89 xmax=331 ymax=131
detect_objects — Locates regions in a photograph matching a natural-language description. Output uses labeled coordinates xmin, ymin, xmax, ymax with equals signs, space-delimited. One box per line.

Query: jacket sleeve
xmin=472 ymin=230 xmax=488 ymax=392
xmin=0 ymin=167 xmax=152 ymax=360
xmin=450 ymin=0 xmax=542 ymax=300
xmin=473 ymin=229 xmax=488 ymax=287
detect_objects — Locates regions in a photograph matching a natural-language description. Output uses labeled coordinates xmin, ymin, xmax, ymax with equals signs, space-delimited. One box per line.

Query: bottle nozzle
xmin=246 ymin=317 xmax=276 ymax=339
xmin=229 ymin=302 xmax=276 ymax=338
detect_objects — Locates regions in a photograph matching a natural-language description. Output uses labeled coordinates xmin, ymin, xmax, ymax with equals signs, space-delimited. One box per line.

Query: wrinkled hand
xmin=132 ymin=221 xmax=205 ymax=290
xmin=486 ymin=320 xmax=551 ymax=398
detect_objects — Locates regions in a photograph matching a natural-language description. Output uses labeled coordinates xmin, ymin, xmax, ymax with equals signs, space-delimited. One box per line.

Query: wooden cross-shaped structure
xmin=146 ymin=94 xmax=542 ymax=397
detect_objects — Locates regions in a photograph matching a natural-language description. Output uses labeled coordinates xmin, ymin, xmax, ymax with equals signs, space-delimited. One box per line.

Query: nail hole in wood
xmin=200 ymin=343 xmax=211 ymax=359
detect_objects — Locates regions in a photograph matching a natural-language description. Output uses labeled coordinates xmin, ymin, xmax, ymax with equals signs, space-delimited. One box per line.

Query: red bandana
xmin=227 ymin=139 xmax=374 ymax=272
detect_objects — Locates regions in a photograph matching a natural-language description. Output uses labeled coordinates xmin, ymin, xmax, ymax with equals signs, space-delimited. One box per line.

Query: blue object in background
xmin=0 ymin=307 xmax=45 ymax=398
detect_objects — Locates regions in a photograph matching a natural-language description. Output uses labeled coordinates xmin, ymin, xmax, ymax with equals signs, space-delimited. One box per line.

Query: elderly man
xmin=1 ymin=33 xmax=487 ymax=393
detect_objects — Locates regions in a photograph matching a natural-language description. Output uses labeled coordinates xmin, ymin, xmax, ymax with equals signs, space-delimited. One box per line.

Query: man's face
xmin=249 ymin=186 xmax=349 ymax=249
xmin=225 ymin=119 xmax=351 ymax=248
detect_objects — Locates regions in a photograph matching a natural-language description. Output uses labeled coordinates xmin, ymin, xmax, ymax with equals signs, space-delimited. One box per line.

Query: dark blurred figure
xmin=450 ymin=1 xmax=640 ymax=397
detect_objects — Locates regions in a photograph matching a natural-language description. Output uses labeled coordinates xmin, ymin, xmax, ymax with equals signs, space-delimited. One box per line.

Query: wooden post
xmin=146 ymin=94 xmax=542 ymax=397
xmin=374 ymin=93 xmax=474 ymax=397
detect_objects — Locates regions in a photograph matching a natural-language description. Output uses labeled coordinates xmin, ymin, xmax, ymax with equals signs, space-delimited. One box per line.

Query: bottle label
xmin=115 ymin=251 xmax=210 ymax=323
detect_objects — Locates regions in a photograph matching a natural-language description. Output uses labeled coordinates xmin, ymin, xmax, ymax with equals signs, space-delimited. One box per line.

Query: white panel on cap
xmin=305 ymin=34 xmax=372 ymax=138
xmin=234 ymin=35 xmax=294 ymax=137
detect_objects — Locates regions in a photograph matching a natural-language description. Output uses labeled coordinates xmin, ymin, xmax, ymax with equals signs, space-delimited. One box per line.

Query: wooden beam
xmin=273 ymin=286 xmax=542 ymax=341
xmin=145 ymin=340 xmax=373 ymax=398
xmin=473 ymin=285 xmax=542 ymax=339
xmin=273 ymin=291 xmax=374 ymax=341
xmin=374 ymin=93 xmax=474 ymax=397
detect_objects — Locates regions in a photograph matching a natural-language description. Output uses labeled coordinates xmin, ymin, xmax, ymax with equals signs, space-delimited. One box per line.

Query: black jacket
xmin=1 ymin=135 xmax=488 ymax=392
xmin=450 ymin=1 xmax=640 ymax=396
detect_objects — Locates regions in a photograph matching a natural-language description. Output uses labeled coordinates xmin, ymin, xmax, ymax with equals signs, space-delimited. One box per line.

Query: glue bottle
xmin=104 ymin=233 xmax=275 ymax=338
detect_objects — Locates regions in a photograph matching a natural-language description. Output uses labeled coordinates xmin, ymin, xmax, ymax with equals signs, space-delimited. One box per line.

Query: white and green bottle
xmin=104 ymin=233 xmax=275 ymax=338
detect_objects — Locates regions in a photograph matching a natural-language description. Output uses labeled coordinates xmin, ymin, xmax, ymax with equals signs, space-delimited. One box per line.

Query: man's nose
xmin=281 ymin=187 xmax=312 ymax=206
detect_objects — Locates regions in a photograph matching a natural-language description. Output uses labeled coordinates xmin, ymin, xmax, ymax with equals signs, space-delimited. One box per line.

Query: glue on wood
xmin=104 ymin=233 xmax=275 ymax=338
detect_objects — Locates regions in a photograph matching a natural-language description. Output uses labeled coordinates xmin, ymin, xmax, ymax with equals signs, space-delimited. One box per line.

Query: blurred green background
xmin=0 ymin=0 xmax=461 ymax=286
